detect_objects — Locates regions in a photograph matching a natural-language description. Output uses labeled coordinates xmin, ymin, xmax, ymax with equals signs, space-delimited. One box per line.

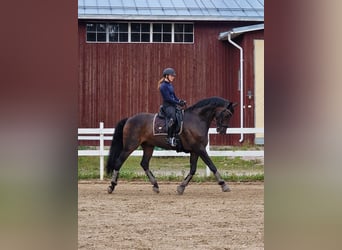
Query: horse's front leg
xmin=141 ymin=145 xmax=159 ymax=193
xmin=199 ymin=150 xmax=231 ymax=192
xmin=177 ymin=153 xmax=199 ymax=195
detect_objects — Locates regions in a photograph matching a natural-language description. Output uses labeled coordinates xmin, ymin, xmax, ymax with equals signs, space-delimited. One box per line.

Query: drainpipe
xmin=227 ymin=32 xmax=244 ymax=143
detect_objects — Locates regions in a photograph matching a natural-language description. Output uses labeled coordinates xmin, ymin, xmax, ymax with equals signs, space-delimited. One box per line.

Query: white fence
xmin=78 ymin=122 xmax=264 ymax=180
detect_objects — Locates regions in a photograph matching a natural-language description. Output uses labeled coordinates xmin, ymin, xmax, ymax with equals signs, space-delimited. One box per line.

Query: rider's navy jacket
xmin=159 ymin=81 xmax=180 ymax=106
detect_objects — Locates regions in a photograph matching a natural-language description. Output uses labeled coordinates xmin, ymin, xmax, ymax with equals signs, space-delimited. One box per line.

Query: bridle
xmin=216 ymin=107 xmax=233 ymax=130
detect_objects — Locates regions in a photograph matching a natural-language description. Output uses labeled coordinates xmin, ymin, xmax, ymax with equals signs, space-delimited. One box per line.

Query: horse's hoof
xmin=221 ymin=184 xmax=231 ymax=192
xmin=107 ymin=185 xmax=114 ymax=194
xmin=153 ymin=186 xmax=160 ymax=193
xmin=177 ymin=185 xmax=185 ymax=195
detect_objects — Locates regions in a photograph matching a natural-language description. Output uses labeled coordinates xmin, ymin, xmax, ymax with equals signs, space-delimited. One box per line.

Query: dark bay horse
xmin=106 ymin=96 xmax=237 ymax=194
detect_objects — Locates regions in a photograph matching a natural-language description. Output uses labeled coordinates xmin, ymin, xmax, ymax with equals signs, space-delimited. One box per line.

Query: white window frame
xmin=86 ymin=22 xmax=194 ymax=44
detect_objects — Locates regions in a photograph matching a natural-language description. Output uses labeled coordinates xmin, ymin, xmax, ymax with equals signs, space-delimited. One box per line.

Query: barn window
xmin=131 ymin=23 xmax=150 ymax=42
xmin=86 ymin=22 xmax=193 ymax=43
xmin=86 ymin=23 xmax=107 ymax=42
xmin=174 ymin=24 xmax=194 ymax=43
xmin=108 ymin=23 xmax=128 ymax=42
xmin=152 ymin=23 xmax=172 ymax=42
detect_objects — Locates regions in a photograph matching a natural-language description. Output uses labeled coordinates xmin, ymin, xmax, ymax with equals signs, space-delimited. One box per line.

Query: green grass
xmin=78 ymin=155 xmax=264 ymax=182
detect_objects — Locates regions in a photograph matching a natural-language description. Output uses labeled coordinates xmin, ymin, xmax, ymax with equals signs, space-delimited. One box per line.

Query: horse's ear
xmin=228 ymin=102 xmax=238 ymax=109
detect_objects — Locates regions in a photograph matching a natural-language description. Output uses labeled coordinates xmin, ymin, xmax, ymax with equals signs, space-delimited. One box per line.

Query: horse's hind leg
xmin=107 ymin=150 xmax=133 ymax=193
xmin=177 ymin=153 xmax=199 ymax=195
xmin=141 ymin=144 xmax=159 ymax=193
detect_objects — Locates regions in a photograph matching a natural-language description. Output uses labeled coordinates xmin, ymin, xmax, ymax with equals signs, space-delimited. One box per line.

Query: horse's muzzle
xmin=216 ymin=127 xmax=227 ymax=134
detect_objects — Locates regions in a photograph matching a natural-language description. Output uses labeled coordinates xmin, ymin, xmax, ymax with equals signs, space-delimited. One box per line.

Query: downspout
xmin=227 ymin=32 xmax=244 ymax=143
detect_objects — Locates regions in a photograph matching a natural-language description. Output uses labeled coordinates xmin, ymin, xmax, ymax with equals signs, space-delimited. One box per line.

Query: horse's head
xmin=215 ymin=102 xmax=238 ymax=134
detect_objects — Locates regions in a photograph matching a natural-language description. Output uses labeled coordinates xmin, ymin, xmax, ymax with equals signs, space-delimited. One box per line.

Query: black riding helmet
xmin=163 ymin=68 xmax=176 ymax=77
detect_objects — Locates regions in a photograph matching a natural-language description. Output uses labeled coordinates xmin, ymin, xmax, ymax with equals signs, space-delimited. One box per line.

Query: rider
xmin=157 ymin=67 xmax=186 ymax=147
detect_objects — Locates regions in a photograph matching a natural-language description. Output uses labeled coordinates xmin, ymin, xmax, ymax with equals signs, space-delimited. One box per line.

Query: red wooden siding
xmin=78 ymin=21 xmax=263 ymax=145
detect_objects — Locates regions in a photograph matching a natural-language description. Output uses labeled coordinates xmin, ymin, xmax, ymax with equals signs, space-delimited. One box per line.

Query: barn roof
xmin=78 ymin=0 xmax=264 ymax=21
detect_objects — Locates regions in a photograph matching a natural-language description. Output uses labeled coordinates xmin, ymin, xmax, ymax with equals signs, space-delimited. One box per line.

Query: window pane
xmin=131 ymin=33 xmax=140 ymax=42
xmin=163 ymin=33 xmax=171 ymax=42
xmin=174 ymin=24 xmax=183 ymax=33
xmin=174 ymin=33 xmax=183 ymax=42
xmin=108 ymin=24 xmax=119 ymax=33
xmin=97 ymin=33 xmax=106 ymax=41
xmin=184 ymin=34 xmax=193 ymax=42
xmin=86 ymin=24 xmax=96 ymax=32
xmin=163 ymin=24 xmax=171 ymax=32
xmin=131 ymin=23 xmax=140 ymax=32
xmin=141 ymin=23 xmax=150 ymax=32
xmin=153 ymin=23 xmax=161 ymax=32
xmin=119 ymin=33 xmax=128 ymax=42
xmin=87 ymin=33 xmax=96 ymax=41
xmin=184 ymin=24 xmax=193 ymax=32
xmin=120 ymin=23 xmax=128 ymax=32
xmin=153 ymin=33 xmax=161 ymax=42
xmin=96 ymin=24 xmax=106 ymax=32
xmin=109 ymin=33 xmax=118 ymax=42
xmin=141 ymin=33 xmax=150 ymax=42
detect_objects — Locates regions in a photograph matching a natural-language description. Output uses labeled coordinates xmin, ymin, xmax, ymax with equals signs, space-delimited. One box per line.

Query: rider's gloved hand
xmin=179 ymin=100 xmax=186 ymax=107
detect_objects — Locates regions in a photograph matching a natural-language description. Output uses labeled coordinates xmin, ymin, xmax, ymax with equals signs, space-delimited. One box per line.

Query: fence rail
xmin=78 ymin=122 xmax=264 ymax=180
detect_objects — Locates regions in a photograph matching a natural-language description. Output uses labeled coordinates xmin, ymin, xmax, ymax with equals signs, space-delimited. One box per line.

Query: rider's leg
xmin=167 ymin=122 xmax=177 ymax=147
xmin=164 ymin=105 xmax=177 ymax=146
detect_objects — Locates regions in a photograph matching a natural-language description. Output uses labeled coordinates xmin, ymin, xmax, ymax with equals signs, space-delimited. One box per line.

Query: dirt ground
xmin=78 ymin=181 xmax=264 ymax=250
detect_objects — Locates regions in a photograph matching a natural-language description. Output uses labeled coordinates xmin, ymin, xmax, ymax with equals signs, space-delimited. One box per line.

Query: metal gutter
xmin=218 ymin=24 xmax=264 ymax=40
xmin=227 ymin=32 xmax=245 ymax=143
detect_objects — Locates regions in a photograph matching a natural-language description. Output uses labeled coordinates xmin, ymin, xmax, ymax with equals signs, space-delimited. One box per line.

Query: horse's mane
xmin=186 ymin=97 xmax=229 ymax=111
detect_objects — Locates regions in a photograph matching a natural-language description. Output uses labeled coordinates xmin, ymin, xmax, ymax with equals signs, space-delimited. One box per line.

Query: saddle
xmin=153 ymin=106 xmax=184 ymax=136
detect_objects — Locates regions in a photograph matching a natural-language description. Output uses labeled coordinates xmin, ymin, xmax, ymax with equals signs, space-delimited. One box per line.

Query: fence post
xmin=99 ymin=122 xmax=104 ymax=180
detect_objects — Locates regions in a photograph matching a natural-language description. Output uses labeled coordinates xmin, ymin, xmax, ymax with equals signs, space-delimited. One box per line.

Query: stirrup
xmin=168 ymin=137 xmax=177 ymax=147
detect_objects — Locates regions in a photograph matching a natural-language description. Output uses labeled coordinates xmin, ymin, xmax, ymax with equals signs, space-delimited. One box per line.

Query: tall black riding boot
xmin=167 ymin=119 xmax=177 ymax=147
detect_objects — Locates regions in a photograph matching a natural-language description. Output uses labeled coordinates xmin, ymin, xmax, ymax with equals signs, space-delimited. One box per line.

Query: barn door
xmin=254 ymin=39 xmax=264 ymax=144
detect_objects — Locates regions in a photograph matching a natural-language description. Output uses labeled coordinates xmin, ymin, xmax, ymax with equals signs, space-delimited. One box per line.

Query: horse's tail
xmin=106 ymin=118 xmax=128 ymax=175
